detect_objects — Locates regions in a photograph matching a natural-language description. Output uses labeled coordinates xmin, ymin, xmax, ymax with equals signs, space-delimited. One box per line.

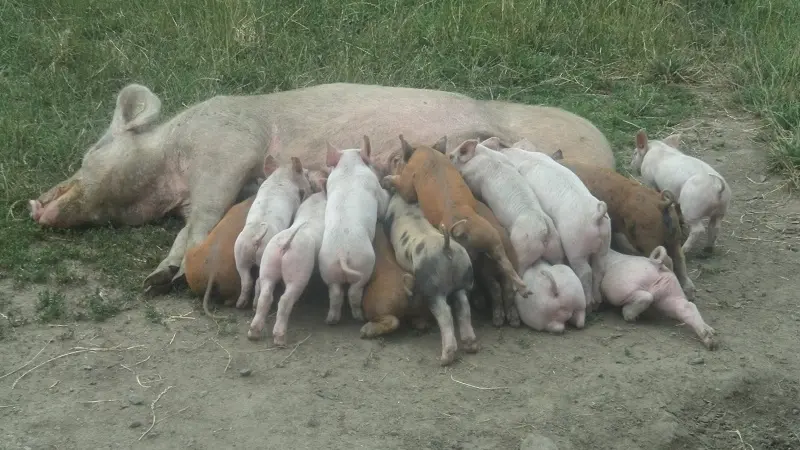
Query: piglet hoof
xmin=142 ymin=267 xmax=178 ymax=296
xmin=380 ymin=175 xmax=395 ymax=190
xmin=247 ymin=327 xmax=263 ymax=341
xmin=684 ymin=285 xmax=697 ymax=302
xmin=273 ymin=333 xmax=287 ymax=348
xmin=702 ymin=245 xmax=714 ymax=255
xmin=325 ymin=313 xmax=341 ymax=326
xmin=411 ymin=317 xmax=431 ymax=332
xmin=461 ymin=338 xmax=480 ymax=354
xmin=235 ymin=298 xmax=249 ymax=309
xmin=439 ymin=348 xmax=457 ymax=366
xmin=492 ymin=310 xmax=506 ymax=328
xmin=350 ymin=308 xmax=364 ymax=322
xmin=507 ymin=314 xmax=521 ymax=328
xmin=700 ymin=325 xmax=717 ymax=350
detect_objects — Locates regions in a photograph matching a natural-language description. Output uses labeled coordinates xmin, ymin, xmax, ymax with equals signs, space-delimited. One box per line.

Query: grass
xmin=0 ymin=0 xmax=798 ymax=321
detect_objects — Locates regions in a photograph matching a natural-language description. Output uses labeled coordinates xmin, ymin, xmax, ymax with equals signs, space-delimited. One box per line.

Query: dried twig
xmin=727 ymin=429 xmax=754 ymax=450
xmin=449 ymin=374 xmax=509 ymax=391
xmin=275 ymin=334 xmax=311 ymax=368
xmin=0 ymin=339 xmax=51 ymax=380
xmin=212 ymin=339 xmax=232 ymax=372
xmin=11 ymin=345 xmax=138 ymax=389
xmin=138 ymin=386 xmax=174 ymax=441
xmin=168 ymin=332 xmax=177 ymax=347
xmin=77 ymin=399 xmax=119 ymax=404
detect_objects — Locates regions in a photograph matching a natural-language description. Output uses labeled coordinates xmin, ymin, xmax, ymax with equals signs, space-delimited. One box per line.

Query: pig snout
xmin=28 ymin=200 xmax=43 ymax=222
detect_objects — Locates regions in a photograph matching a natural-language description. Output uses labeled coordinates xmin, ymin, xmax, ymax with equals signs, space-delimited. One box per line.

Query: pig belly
xmin=600 ymin=264 xmax=658 ymax=306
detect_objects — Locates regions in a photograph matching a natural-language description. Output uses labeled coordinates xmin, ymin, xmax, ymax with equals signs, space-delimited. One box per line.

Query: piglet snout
xmin=29 ymin=199 xmax=43 ymax=222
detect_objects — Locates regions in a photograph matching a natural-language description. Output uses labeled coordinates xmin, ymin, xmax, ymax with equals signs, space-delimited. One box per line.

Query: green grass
xmin=1 ymin=0 xmax=798 ymax=319
xmin=35 ymin=289 xmax=67 ymax=323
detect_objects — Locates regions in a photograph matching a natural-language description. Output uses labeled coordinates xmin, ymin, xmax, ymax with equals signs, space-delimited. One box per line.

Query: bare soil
xmin=2 ymin=110 xmax=799 ymax=450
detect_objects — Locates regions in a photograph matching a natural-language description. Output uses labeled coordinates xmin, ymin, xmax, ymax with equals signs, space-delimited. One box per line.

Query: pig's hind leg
xmin=654 ymin=297 xmax=717 ymax=349
xmin=247 ymin=278 xmax=277 ymax=341
xmin=453 ymin=289 xmax=479 ymax=353
xmin=621 ymin=290 xmax=654 ymax=322
xmin=360 ymin=315 xmax=401 ymax=338
xmin=427 ymin=294 xmax=458 ymax=366
xmin=233 ymin=237 xmax=257 ymax=309
xmin=272 ymin=248 xmax=315 ymax=347
xmin=325 ymin=283 xmax=345 ymax=325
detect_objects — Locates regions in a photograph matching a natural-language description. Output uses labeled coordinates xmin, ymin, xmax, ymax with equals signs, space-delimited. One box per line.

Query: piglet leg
xmin=248 ymin=279 xmax=277 ymax=341
xmin=453 ymin=289 xmax=479 ymax=353
xmin=428 ymin=294 xmax=458 ymax=366
xmin=705 ymin=215 xmax=722 ymax=253
xmin=681 ymin=220 xmax=706 ymax=255
xmin=360 ymin=315 xmax=401 ymax=338
xmin=476 ymin=260 xmax=505 ymax=327
xmin=325 ymin=283 xmax=345 ymax=325
xmin=272 ymin=283 xmax=306 ymax=347
xmin=654 ymin=297 xmax=717 ymax=350
xmin=347 ymin=282 xmax=366 ymax=322
xmin=621 ymin=290 xmax=654 ymax=322
xmin=670 ymin=243 xmax=696 ymax=301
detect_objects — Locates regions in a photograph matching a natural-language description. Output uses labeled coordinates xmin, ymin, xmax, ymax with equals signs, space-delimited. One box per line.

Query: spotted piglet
xmin=384 ymin=193 xmax=476 ymax=366
xmin=516 ymin=261 xmax=586 ymax=333
xmin=318 ymin=136 xmax=390 ymax=324
xmin=600 ymin=247 xmax=717 ymax=350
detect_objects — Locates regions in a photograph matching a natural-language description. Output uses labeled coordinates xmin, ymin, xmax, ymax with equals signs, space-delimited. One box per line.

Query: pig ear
xmin=111 ymin=84 xmax=162 ymax=134
xmin=263 ymin=155 xmax=279 ymax=177
xmin=454 ymin=139 xmax=479 ymax=160
xmin=402 ymin=273 xmax=415 ymax=298
xmin=479 ymin=137 xmax=502 ymax=151
xmin=291 ymin=156 xmax=303 ymax=174
xmin=544 ymin=270 xmax=559 ymax=298
xmin=662 ymin=133 xmax=681 ymax=149
xmin=551 ymin=149 xmax=564 ymax=160
xmin=326 ymin=142 xmax=341 ymax=167
xmin=399 ymin=135 xmax=415 ymax=161
xmin=432 ymin=136 xmax=447 ymax=154
xmin=635 ymin=129 xmax=649 ymax=153
xmin=360 ymin=135 xmax=372 ymax=163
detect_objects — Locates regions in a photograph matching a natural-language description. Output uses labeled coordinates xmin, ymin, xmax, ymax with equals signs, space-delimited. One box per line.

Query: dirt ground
xmin=2 ymin=109 xmax=799 ymax=450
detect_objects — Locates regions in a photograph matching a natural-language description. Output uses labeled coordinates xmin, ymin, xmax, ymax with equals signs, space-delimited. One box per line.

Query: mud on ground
xmin=1 ymin=110 xmax=799 ymax=450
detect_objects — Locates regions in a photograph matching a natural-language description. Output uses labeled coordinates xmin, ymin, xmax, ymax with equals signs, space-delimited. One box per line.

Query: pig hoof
xmin=325 ymin=314 xmax=340 ymax=325
xmin=273 ymin=334 xmax=287 ymax=348
xmin=142 ymin=267 xmax=178 ymax=296
xmin=492 ymin=313 xmax=505 ymax=328
xmin=508 ymin=315 xmax=521 ymax=328
xmin=439 ymin=348 xmax=457 ymax=366
xmin=700 ymin=326 xmax=717 ymax=350
xmin=247 ymin=328 xmax=263 ymax=341
xmin=702 ymin=245 xmax=714 ymax=255
xmin=235 ymin=298 xmax=249 ymax=309
xmin=462 ymin=338 xmax=480 ymax=354
xmin=351 ymin=309 xmax=364 ymax=322
xmin=684 ymin=286 xmax=697 ymax=302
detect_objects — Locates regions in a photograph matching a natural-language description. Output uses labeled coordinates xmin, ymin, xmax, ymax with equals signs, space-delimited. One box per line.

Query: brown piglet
xmin=361 ymin=225 xmax=428 ymax=338
xmin=557 ymin=157 xmax=696 ymax=299
xmin=381 ymin=135 xmax=530 ymax=318
xmin=184 ymin=196 xmax=256 ymax=314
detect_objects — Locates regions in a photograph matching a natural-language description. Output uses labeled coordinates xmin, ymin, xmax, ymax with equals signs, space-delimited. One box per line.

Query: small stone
xmin=307 ymin=417 xmax=320 ymax=428
xmin=689 ymin=357 xmax=705 ymax=365
xmin=758 ymin=174 xmax=767 ymax=183
xmin=83 ymin=366 xmax=93 ymax=371
xmin=129 ymin=421 xmax=143 ymax=429
xmin=129 ymin=395 xmax=145 ymax=406
xmin=792 ymin=408 xmax=798 ymax=415
xmin=705 ymin=288 xmax=714 ymax=293
xmin=199 ymin=390 xmax=208 ymax=398
xmin=239 ymin=368 xmax=252 ymax=377
xmin=89 ymin=381 xmax=96 ymax=386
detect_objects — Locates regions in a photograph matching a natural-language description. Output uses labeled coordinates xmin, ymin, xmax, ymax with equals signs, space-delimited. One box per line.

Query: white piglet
xmin=248 ymin=189 xmax=328 ymax=347
xmin=630 ymin=130 xmax=731 ymax=254
xmin=495 ymin=139 xmax=611 ymax=312
xmin=601 ymin=247 xmax=717 ymax=350
xmin=447 ymin=139 xmax=564 ymax=274
xmin=516 ymin=260 xmax=586 ymax=333
xmin=233 ymin=152 xmax=311 ymax=309
xmin=318 ymin=136 xmax=390 ymax=324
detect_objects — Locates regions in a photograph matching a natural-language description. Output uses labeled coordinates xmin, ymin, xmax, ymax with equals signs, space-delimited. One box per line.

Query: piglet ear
xmin=360 ymin=135 xmax=372 ymax=164
xmin=399 ymin=135 xmax=415 ymax=161
xmin=454 ymin=139 xmax=479 ymax=159
xmin=111 ymin=84 xmax=162 ymax=134
xmin=662 ymin=133 xmax=681 ymax=149
xmin=551 ymin=149 xmax=564 ymax=160
xmin=479 ymin=137 xmax=502 ymax=151
xmin=263 ymin=155 xmax=279 ymax=177
xmin=432 ymin=136 xmax=447 ymax=154
xmin=326 ymin=142 xmax=341 ymax=167
xmin=544 ymin=270 xmax=559 ymax=298
xmin=291 ymin=156 xmax=303 ymax=174
xmin=635 ymin=129 xmax=648 ymax=152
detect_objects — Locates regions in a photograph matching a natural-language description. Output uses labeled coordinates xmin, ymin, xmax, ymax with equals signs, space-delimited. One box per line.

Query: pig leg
xmin=233 ymin=239 xmax=257 ymax=309
xmin=501 ymin=275 xmax=521 ymax=327
xmin=382 ymin=173 xmax=418 ymax=203
xmin=477 ymin=260 xmax=505 ymax=327
xmin=653 ymin=297 xmax=717 ymax=349
xmin=589 ymin=250 xmax=608 ymax=308
xmin=487 ymin=241 xmax=530 ymax=298
xmin=428 ymin=294 xmax=458 ymax=366
xmin=612 ymin=233 xmax=639 ymax=255
xmin=669 ymin=242 xmax=696 ymax=301
xmin=271 ymin=283 xmax=307 ymax=347
xmin=247 ymin=279 xmax=277 ymax=341
xmin=360 ymin=315 xmax=401 ymax=338
xmin=621 ymin=290 xmax=654 ymax=322
xmin=272 ymin=248 xmax=315 ymax=347
xmin=143 ymin=226 xmax=189 ymax=295
xmin=570 ymin=259 xmax=596 ymax=311
xmin=453 ymin=290 xmax=479 ymax=353
xmin=545 ymin=321 xmax=566 ymax=334
xmin=681 ymin=219 xmax=706 ymax=255
xmin=704 ymin=214 xmax=722 ymax=253
xmin=325 ymin=283 xmax=345 ymax=325
xmin=347 ymin=281 xmax=367 ymax=322
xmin=569 ymin=309 xmax=586 ymax=329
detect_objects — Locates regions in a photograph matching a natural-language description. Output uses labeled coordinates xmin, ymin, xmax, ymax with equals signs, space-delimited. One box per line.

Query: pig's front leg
xmin=143 ymin=226 xmax=190 ymax=295
xmin=381 ymin=172 xmax=417 ymax=203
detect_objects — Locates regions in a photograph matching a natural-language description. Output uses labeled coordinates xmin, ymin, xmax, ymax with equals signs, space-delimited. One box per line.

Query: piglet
xmin=494 ymin=139 xmax=611 ymax=312
xmin=233 ymin=151 xmax=312 ymax=309
xmin=601 ymin=247 xmax=717 ymax=350
xmin=248 ymin=189 xmax=328 ymax=346
xmin=630 ymin=130 xmax=731 ymax=255
xmin=318 ymin=136 xmax=390 ymax=324
xmin=447 ymin=139 xmax=563 ymax=273
xmin=384 ymin=193 xmax=476 ymax=365
xmin=516 ymin=260 xmax=586 ymax=333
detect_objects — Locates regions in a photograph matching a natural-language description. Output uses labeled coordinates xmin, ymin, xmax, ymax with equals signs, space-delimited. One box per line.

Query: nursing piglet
xmin=516 ymin=261 xmax=586 ymax=333
xmin=247 ymin=189 xmax=327 ymax=346
xmin=318 ymin=136 xmax=390 ymax=324
xmin=448 ymin=139 xmax=563 ymax=272
xmin=233 ymin=154 xmax=312 ymax=309
xmin=601 ymin=247 xmax=717 ymax=350
xmin=385 ymin=193 xmax=476 ymax=366
xmin=630 ymin=130 xmax=731 ymax=255
xmin=496 ymin=140 xmax=611 ymax=311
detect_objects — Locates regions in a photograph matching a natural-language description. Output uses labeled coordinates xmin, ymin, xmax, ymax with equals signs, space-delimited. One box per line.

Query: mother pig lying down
xmin=28 ymin=82 xmax=615 ymax=295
